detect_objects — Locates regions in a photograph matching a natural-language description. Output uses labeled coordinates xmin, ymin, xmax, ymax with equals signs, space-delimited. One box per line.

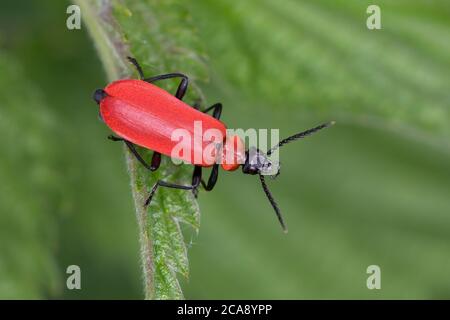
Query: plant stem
xmin=125 ymin=152 xmax=155 ymax=299
xmin=76 ymin=0 xmax=155 ymax=299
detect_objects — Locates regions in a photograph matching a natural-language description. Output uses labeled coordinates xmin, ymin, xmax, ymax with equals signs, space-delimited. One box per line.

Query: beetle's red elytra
xmin=100 ymin=79 xmax=246 ymax=169
xmin=93 ymin=56 xmax=334 ymax=232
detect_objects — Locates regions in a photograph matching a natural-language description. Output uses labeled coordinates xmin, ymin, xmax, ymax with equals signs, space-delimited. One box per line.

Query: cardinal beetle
xmin=93 ymin=57 xmax=334 ymax=232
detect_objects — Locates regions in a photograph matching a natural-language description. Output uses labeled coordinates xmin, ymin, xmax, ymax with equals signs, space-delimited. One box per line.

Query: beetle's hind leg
xmin=108 ymin=135 xmax=161 ymax=171
xmin=127 ymin=56 xmax=145 ymax=79
xmin=145 ymin=166 xmax=202 ymax=206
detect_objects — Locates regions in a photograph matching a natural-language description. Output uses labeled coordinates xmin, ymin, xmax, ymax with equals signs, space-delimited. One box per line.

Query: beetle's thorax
xmin=220 ymin=135 xmax=246 ymax=171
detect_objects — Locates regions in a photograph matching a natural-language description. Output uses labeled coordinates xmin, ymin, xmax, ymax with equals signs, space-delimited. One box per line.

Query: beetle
xmin=93 ymin=57 xmax=334 ymax=232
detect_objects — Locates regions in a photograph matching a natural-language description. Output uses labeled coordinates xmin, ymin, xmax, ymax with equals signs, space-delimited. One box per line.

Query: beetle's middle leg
xmin=145 ymin=73 xmax=189 ymax=166
xmin=203 ymin=103 xmax=223 ymax=120
xmin=127 ymin=58 xmax=191 ymax=169
xmin=127 ymin=56 xmax=189 ymax=99
xmin=144 ymin=73 xmax=189 ymax=100
xmin=108 ymin=135 xmax=161 ymax=171
xmin=141 ymin=69 xmax=190 ymax=163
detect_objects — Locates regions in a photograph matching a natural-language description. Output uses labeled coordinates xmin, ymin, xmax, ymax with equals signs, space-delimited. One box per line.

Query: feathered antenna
xmin=267 ymin=121 xmax=335 ymax=156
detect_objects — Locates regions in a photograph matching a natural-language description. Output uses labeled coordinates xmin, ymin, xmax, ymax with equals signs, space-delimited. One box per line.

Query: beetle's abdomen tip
xmin=93 ymin=89 xmax=107 ymax=104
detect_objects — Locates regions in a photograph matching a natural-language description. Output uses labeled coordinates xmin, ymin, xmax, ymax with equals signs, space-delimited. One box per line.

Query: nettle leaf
xmin=78 ymin=0 xmax=207 ymax=299
xmin=0 ymin=52 xmax=60 ymax=298
xmin=190 ymin=0 xmax=450 ymax=145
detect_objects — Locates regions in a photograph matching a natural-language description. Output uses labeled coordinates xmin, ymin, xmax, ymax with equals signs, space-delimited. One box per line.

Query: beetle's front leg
xmin=201 ymin=164 xmax=219 ymax=192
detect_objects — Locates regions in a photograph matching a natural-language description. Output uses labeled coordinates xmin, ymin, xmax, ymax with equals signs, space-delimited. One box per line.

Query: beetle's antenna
xmin=259 ymin=174 xmax=287 ymax=233
xmin=267 ymin=121 xmax=335 ymax=156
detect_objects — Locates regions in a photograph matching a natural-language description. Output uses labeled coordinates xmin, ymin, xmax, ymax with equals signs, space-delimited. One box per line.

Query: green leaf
xmin=190 ymin=0 xmax=450 ymax=146
xmin=0 ymin=52 xmax=60 ymax=298
xmin=180 ymin=0 xmax=450 ymax=299
xmin=77 ymin=0 xmax=206 ymax=299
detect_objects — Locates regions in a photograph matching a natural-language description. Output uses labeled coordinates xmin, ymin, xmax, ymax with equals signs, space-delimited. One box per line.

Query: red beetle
xmin=94 ymin=57 xmax=333 ymax=232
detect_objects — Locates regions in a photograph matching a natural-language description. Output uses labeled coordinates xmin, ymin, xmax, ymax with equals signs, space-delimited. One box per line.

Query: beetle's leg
xmin=192 ymin=102 xmax=221 ymax=193
xmin=127 ymin=56 xmax=145 ymax=79
xmin=107 ymin=135 xmax=125 ymax=142
xmin=142 ymin=73 xmax=190 ymax=167
xmin=144 ymin=73 xmax=189 ymax=100
xmin=200 ymin=164 xmax=219 ymax=191
xmin=191 ymin=100 xmax=201 ymax=110
xmin=203 ymin=103 xmax=223 ymax=120
xmin=128 ymin=55 xmax=189 ymax=99
xmin=149 ymin=152 xmax=162 ymax=171
xmin=192 ymin=166 xmax=202 ymax=198
xmin=108 ymin=135 xmax=160 ymax=171
xmin=144 ymin=166 xmax=202 ymax=206
xmin=125 ymin=141 xmax=161 ymax=171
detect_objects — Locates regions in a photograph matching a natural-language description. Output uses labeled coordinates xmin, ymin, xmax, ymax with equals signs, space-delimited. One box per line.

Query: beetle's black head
xmin=93 ymin=89 xmax=107 ymax=104
xmin=242 ymin=147 xmax=280 ymax=178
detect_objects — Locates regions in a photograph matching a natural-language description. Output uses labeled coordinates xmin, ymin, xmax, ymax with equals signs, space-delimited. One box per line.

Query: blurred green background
xmin=0 ymin=0 xmax=449 ymax=299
